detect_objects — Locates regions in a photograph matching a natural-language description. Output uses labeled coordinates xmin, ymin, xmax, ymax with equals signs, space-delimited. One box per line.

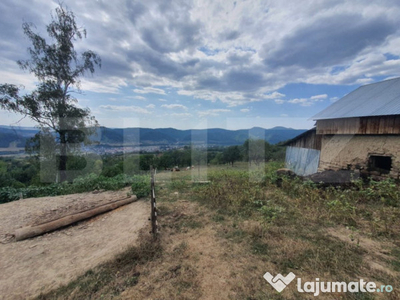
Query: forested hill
xmin=0 ymin=125 xmax=306 ymax=147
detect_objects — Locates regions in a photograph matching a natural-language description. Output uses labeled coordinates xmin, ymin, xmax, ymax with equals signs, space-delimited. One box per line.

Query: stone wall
xmin=319 ymin=135 xmax=400 ymax=178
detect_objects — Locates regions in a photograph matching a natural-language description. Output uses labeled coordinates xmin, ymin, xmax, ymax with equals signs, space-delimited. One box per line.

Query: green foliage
xmin=102 ymin=162 xmax=123 ymax=178
xmin=361 ymin=178 xmax=400 ymax=206
xmin=0 ymin=173 xmax=148 ymax=204
xmin=222 ymin=145 xmax=242 ymax=166
xmin=264 ymin=161 xmax=284 ymax=183
xmin=0 ymin=4 xmax=101 ymax=182
xmin=0 ymin=157 xmax=40 ymax=187
xmin=123 ymin=155 xmax=140 ymax=175
xmin=131 ymin=175 xmax=151 ymax=198
xmin=259 ymin=202 xmax=285 ymax=222
xmin=194 ymin=169 xmax=266 ymax=215
xmin=0 ymin=160 xmax=7 ymax=174
xmin=139 ymin=154 xmax=157 ymax=171
xmin=210 ymin=152 xmax=224 ymax=165
xmin=168 ymin=179 xmax=188 ymax=191
xmin=276 ymin=172 xmax=400 ymax=234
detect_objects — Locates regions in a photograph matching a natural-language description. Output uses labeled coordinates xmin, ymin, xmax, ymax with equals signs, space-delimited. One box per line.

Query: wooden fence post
xmin=150 ymin=166 xmax=158 ymax=238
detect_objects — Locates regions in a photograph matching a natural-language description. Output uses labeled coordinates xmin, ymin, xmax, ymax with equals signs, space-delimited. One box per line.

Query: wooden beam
xmin=15 ymin=196 xmax=137 ymax=241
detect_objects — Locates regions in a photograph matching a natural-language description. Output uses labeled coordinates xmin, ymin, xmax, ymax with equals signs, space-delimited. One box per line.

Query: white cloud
xmin=81 ymin=77 xmax=128 ymax=94
xmin=99 ymin=105 xmax=151 ymax=114
xmin=263 ymin=92 xmax=285 ymax=99
xmin=310 ymin=94 xmax=328 ymax=100
xmin=287 ymin=93 xmax=330 ymax=106
xmin=161 ymin=104 xmax=188 ymax=110
xmin=288 ymin=98 xmax=314 ymax=106
xmin=177 ymin=89 xmax=262 ymax=106
xmin=240 ymin=108 xmax=250 ymax=113
xmin=2 ymin=0 xmax=400 ymax=125
xmin=133 ymin=87 xmax=166 ymax=95
xmin=146 ymin=104 xmax=155 ymax=109
xmin=158 ymin=98 xmax=167 ymax=102
xmin=132 ymin=95 xmax=147 ymax=100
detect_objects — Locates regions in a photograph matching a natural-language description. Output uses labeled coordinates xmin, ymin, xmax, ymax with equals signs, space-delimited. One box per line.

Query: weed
xmin=157 ymin=204 xmax=173 ymax=216
xmin=172 ymin=215 xmax=204 ymax=232
xmin=259 ymin=203 xmax=285 ymax=223
xmin=167 ymin=179 xmax=188 ymax=191
xmin=251 ymin=240 xmax=269 ymax=255
xmin=362 ymin=179 xmax=400 ymax=207
xmin=212 ymin=214 xmax=225 ymax=223
xmin=194 ymin=169 xmax=266 ymax=214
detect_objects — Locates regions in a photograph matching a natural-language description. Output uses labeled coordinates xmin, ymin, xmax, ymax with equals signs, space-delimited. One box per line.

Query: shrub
xmin=0 ymin=173 xmax=149 ymax=204
xmin=131 ymin=175 xmax=150 ymax=199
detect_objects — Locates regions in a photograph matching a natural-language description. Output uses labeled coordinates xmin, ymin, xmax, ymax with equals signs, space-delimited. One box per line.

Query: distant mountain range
xmin=0 ymin=125 xmax=306 ymax=148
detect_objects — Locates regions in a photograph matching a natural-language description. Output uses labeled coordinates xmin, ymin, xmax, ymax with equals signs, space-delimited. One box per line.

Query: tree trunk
xmin=59 ymin=131 xmax=67 ymax=182
xmin=15 ymin=196 xmax=137 ymax=241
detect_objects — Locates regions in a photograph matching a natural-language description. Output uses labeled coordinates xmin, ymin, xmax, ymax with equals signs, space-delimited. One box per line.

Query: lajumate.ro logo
xmin=264 ymin=272 xmax=394 ymax=296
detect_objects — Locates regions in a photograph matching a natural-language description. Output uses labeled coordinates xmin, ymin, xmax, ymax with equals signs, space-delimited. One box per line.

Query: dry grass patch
xmin=36 ymin=230 xmax=162 ymax=300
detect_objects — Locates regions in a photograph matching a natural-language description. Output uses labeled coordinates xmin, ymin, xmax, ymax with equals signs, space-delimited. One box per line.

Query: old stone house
xmin=285 ymin=77 xmax=400 ymax=178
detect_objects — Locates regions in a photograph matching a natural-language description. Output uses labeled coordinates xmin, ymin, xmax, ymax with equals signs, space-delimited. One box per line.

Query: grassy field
xmin=37 ymin=162 xmax=400 ymax=299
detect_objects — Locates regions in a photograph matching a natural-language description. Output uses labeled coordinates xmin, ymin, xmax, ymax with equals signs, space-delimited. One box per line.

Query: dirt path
xmin=120 ymin=199 xmax=272 ymax=300
xmin=0 ymin=189 xmax=149 ymax=300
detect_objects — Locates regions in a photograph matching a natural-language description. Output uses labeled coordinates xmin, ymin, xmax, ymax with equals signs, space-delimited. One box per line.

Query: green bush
xmin=131 ymin=175 xmax=150 ymax=199
xmin=0 ymin=173 xmax=148 ymax=204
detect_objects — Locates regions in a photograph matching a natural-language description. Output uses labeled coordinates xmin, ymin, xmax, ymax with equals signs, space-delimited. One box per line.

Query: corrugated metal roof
xmin=312 ymin=77 xmax=400 ymax=120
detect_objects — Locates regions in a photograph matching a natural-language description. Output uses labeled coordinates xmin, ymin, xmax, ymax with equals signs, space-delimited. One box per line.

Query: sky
xmin=1 ymin=0 xmax=400 ymax=130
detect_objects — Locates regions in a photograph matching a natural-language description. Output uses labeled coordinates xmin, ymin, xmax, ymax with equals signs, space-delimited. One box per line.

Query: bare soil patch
xmin=0 ymin=189 xmax=149 ymax=300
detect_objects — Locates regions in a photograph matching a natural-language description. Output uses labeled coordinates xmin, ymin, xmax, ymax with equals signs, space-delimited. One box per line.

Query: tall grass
xmin=192 ymin=163 xmax=400 ymax=237
xmin=193 ymin=169 xmax=266 ymax=215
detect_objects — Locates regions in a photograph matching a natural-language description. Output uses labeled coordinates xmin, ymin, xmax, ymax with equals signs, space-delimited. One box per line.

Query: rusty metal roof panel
xmin=312 ymin=77 xmax=400 ymax=120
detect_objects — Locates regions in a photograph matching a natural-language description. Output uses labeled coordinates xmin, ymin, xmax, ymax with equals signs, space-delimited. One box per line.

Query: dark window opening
xmin=368 ymin=155 xmax=392 ymax=174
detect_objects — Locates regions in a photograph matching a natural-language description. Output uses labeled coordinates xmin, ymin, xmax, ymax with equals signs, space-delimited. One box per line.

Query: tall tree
xmin=222 ymin=145 xmax=242 ymax=166
xmin=0 ymin=4 xmax=101 ymax=182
